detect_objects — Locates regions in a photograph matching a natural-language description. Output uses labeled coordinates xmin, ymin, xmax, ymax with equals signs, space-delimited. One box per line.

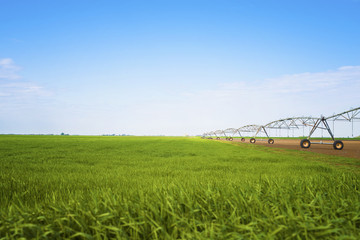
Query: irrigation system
xmin=202 ymin=107 xmax=360 ymax=150
xmin=223 ymin=128 xmax=238 ymax=141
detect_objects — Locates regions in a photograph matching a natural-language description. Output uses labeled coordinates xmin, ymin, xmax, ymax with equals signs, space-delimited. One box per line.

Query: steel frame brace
xmin=308 ymin=117 xmax=335 ymax=141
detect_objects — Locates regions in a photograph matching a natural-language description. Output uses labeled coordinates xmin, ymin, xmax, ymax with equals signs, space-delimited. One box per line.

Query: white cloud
xmin=177 ymin=66 xmax=360 ymax=134
xmin=81 ymin=65 xmax=359 ymax=135
xmin=0 ymin=58 xmax=21 ymax=80
xmin=0 ymin=58 xmax=50 ymax=98
xmin=262 ymin=65 xmax=360 ymax=93
xmin=0 ymin=82 xmax=47 ymax=96
xmin=216 ymin=65 xmax=360 ymax=94
xmin=0 ymin=62 xmax=358 ymax=136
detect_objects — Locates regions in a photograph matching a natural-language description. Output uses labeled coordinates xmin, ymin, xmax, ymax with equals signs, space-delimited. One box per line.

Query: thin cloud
xmin=216 ymin=66 xmax=360 ymax=95
xmin=180 ymin=65 xmax=360 ymax=132
xmin=0 ymin=58 xmax=21 ymax=80
xmin=0 ymin=82 xmax=47 ymax=96
xmin=193 ymin=66 xmax=360 ymax=102
xmin=0 ymin=58 xmax=50 ymax=98
xmin=263 ymin=66 xmax=360 ymax=93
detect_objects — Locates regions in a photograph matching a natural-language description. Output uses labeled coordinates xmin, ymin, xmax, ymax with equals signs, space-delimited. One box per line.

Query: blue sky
xmin=1 ymin=0 xmax=360 ymax=136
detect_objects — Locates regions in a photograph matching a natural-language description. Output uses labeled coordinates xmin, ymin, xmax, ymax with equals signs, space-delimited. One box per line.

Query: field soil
xmin=232 ymin=138 xmax=360 ymax=159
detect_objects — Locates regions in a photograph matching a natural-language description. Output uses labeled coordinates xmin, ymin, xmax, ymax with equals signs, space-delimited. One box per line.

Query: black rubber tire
xmin=300 ymin=139 xmax=311 ymax=148
xmin=209 ymin=137 xmax=213 ymax=140
xmin=333 ymin=140 xmax=344 ymax=150
xmin=268 ymin=139 xmax=274 ymax=144
xmin=250 ymin=138 xmax=256 ymax=143
xmin=229 ymin=137 xmax=233 ymax=141
xmin=216 ymin=137 xmax=220 ymax=140
xmin=241 ymin=138 xmax=245 ymax=142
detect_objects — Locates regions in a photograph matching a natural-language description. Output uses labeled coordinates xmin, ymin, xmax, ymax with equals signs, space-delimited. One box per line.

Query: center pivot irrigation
xmin=260 ymin=117 xmax=318 ymax=145
xmin=223 ymin=128 xmax=238 ymax=141
xmin=300 ymin=107 xmax=360 ymax=150
xmin=202 ymin=107 xmax=360 ymax=150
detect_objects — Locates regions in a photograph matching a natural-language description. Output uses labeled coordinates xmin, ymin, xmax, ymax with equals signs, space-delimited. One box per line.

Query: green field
xmin=216 ymin=136 xmax=360 ymax=141
xmin=1 ymin=135 xmax=359 ymax=239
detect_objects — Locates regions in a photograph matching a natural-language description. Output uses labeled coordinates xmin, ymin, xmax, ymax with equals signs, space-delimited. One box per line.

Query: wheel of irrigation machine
xmin=250 ymin=138 xmax=256 ymax=143
xmin=216 ymin=137 xmax=220 ymax=140
xmin=268 ymin=139 xmax=274 ymax=144
xmin=300 ymin=139 xmax=311 ymax=148
xmin=229 ymin=137 xmax=233 ymax=141
xmin=241 ymin=138 xmax=245 ymax=142
xmin=333 ymin=140 xmax=344 ymax=150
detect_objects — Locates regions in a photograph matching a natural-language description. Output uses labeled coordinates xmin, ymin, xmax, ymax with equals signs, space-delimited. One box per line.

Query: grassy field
xmin=0 ymin=135 xmax=359 ymax=239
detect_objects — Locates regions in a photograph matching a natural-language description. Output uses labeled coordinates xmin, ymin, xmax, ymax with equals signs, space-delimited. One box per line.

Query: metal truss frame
xmin=202 ymin=132 xmax=211 ymax=139
xmin=202 ymin=106 xmax=360 ymax=150
xmin=326 ymin=107 xmax=360 ymax=122
xmin=213 ymin=130 xmax=225 ymax=140
xmin=263 ymin=117 xmax=318 ymax=130
xmin=251 ymin=117 xmax=319 ymax=144
xmin=236 ymin=125 xmax=269 ymax=143
xmin=301 ymin=107 xmax=360 ymax=150
xmin=223 ymin=128 xmax=238 ymax=141
xmin=237 ymin=124 xmax=263 ymax=133
xmin=234 ymin=128 xmax=245 ymax=141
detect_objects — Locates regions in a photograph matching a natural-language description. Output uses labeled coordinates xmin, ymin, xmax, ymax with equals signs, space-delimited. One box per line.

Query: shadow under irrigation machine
xmin=202 ymin=107 xmax=360 ymax=150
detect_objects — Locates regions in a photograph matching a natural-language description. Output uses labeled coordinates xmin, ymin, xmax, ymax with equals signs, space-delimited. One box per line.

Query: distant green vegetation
xmin=1 ymin=135 xmax=359 ymax=239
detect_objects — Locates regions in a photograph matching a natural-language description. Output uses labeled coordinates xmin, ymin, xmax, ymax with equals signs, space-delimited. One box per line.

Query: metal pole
xmin=308 ymin=119 xmax=321 ymax=139
xmin=262 ymin=127 xmax=270 ymax=138
xmin=303 ymin=126 xmax=304 ymax=137
xmin=321 ymin=118 xmax=335 ymax=140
